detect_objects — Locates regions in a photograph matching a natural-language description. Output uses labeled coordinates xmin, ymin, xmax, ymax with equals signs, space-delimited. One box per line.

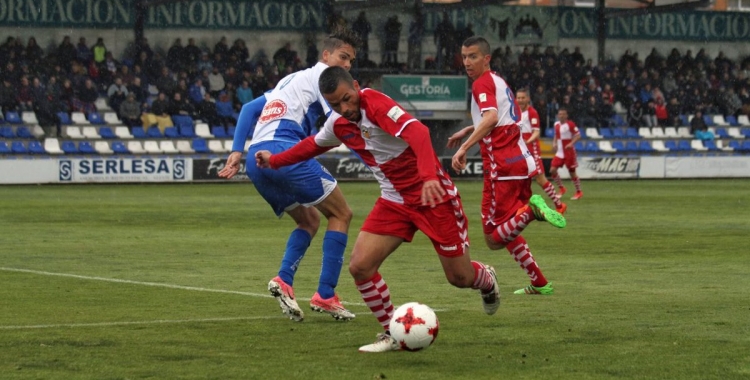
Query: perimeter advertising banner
xmin=381 ymin=76 xmax=467 ymax=112
xmin=58 ymin=157 xmax=191 ymax=183
xmin=191 ymin=156 xmax=375 ymax=181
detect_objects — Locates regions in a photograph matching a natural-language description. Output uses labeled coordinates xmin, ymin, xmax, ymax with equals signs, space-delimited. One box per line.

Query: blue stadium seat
xmin=61 ymin=141 xmax=78 ymax=154
xmin=664 ymin=140 xmax=678 ymax=151
xmin=179 ymin=125 xmax=196 ymax=138
xmin=578 ymin=128 xmax=587 ymax=139
xmin=132 ymin=126 xmax=147 ymax=138
xmin=11 ymin=141 xmax=27 ymax=154
xmin=585 ymin=141 xmax=600 ymax=152
xmin=5 ymin=111 xmax=22 ymax=124
xmin=625 ymin=141 xmax=638 ymax=152
xmin=677 ymin=140 xmax=692 ymax=151
xmin=111 ymin=141 xmax=129 ymax=154
xmin=741 ymin=140 xmax=750 ymax=152
xmin=172 ymin=115 xmax=193 ymax=128
xmin=611 ymin=114 xmax=626 ymax=127
xmin=0 ymin=126 xmax=13 ymax=138
xmin=99 ymin=127 xmax=116 ymax=139
xmin=146 ymin=126 xmax=163 ymax=138
xmin=703 ymin=115 xmax=715 ymax=126
xmin=0 ymin=141 xmax=10 ymax=154
xmin=211 ymin=126 xmax=228 ymax=138
xmin=57 ymin=112 xmax=72 ymax=125
xmin=703 ymin=140 xmax=719 ymax=151
xmin=612 ymin=141 xmax=625 ymax=152
xmin=574 ymin=141 xmax=586 ymax=152
xmin=626 ymin=127 xmax=640 ymax=139
xmin=638 ymin=140 xmax=654 ymax=152
xmin=227 ymin=126 xmax=236 ymax=137
xmin=728 ymin=140 xmax=742 ymax=150
xmin=16 ymin=126 xmax=33 ymax=138
xmin=79 ymin=141 xmax=97 ymax=154
xmin=742 ymin=128 xmax=750 ymax=138
xmin=714 ymin=128 xmax=729 ymax=138
xmin=612 ymin=128 xmax=625 ymax=139
xmin=599 ymin=128 xmax=612 ymax=139
xmin=28 ymin=141 xmax=46 ymax=154
xmin=725 ymin=115 xmax=740 ymax=126
xmin=88 ymin=112 xmax=106 ymax=125
xmin=679 ymin=115 xmax=689 ymax=126
xmin=192 ymin=138 xmax=210 ymax=153
xmin=164 ymin=127 xmax=179 ymax=138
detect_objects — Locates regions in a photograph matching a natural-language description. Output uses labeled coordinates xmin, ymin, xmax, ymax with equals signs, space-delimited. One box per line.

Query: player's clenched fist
xmin=255 ymin=150 xmax=272 ymax=169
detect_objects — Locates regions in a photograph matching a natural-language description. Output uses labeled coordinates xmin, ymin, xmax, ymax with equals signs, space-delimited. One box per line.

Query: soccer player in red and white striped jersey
xmin=449 ymin=36 xmax=566 ymax=296
xmin=550 ymin=108 xmax=583 ymax=200
xmin=256 ymin=66 xmax=500 ymax=353
xmin=516 ymin=88 xmax=566 ymax=214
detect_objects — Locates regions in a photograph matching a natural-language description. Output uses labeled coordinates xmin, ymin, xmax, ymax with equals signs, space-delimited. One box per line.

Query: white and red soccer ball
xmin=389 ymin=302 xmax=439 ymax=351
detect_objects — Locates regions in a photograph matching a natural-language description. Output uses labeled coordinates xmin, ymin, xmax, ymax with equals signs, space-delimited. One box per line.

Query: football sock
xmin=553 ymin=173 xmax=564 ymax=189
xmin=542 ymin=181 xmax=562 ymax=207
xmin=506 ymin=236 xmax=548 ymax=287
xmin=356 ymin=272 xmax=394 ymax=330
xmin=573 ymin=176 xmax=582 ymax=192
xmin=491 ymin=207 xmax=534 ymax=245
xmin=317 ymin=230 xmax=348 ymax=299
xmin=278 ymin=228 xmax=311 ymax=286
xmin=471 ymin=261 xmax=495 ymax=292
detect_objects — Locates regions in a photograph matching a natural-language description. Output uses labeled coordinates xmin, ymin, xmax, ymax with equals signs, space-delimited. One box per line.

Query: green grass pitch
xmin=1 ymin=179 xmax=749 ymax=379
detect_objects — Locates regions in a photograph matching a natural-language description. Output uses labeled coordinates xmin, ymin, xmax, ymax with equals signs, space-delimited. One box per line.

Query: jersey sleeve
xmin=231 ymin=94 xmax=266 ymax=152
xmin=364 ymin=90 xmax=418 ymax=137
xmin=472 ymin=76 xmax=498 ymax=115
xmin=313 ymin=115 xmax=344 ymax=147
xmin=528 ymin=107 xmax=540 ymax=130
xmin=554 ymin=122 xmax=561 ymax=140
xmin=569 ymin=121 xmax=580 ymax=135
xmin=269 ymin=136 xmax=334 ymax=169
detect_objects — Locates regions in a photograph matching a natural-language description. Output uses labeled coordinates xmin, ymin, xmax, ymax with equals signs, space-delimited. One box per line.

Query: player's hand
xmin=446 ymin=126 xmax=473 ymax=149
xmin=218 ymin=151 xmax=243 ymax=179
xmin=565 ymin=143 xmax=573 ymax=150
xmin=451 ymin=148 xmax=468 ymax=172
xmin=255 ymin=150 xmax=273 ymax=169
xmin=421 ymin=180 xmax=446 ymax=208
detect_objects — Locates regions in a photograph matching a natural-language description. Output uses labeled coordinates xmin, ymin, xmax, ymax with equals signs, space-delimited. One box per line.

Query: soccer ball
xmin=389 ymin=302 xmax=439 ymax=351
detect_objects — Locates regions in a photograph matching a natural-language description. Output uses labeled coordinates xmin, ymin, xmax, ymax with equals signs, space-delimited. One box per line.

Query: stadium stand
xmin=95 ymin=141 xmax=114 ymax=154
xmin=44 ymin=138 xmax=64 ymax=155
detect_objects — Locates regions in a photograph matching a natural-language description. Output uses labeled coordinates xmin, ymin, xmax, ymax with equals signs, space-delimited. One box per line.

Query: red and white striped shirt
xmin=553 ymin=120 xmax=580 ymax=158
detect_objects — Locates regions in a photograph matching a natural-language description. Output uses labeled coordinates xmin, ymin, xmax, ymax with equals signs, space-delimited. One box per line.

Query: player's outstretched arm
xmin=218 ymin=151 xmax=243 ymax=179
xmin=446 ymin=125 xmax=474 ymax=149
xmin=266 ymin=136 xmax=335 ymax=170
xmin=452 ymin=109 xmax=498 ymax=171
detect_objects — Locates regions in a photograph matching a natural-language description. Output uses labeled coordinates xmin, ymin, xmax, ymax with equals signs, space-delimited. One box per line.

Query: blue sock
xmin=278 ymin=229 xmax=312 ymax=286
xmin=318 ymin=231 xmax=348 ymax=299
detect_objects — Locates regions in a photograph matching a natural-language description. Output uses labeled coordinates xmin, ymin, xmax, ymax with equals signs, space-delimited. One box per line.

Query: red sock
xmin=506 ymin=236 xmax=547 ymax=287
xmin=471 ymin=261 xmax=495 ymax=293
xmin=542 ymin=181 xmax=562 ymax=207
xmin=552 ymin=173 xmax=564 ymax=189
xmin=491 ymin=207 xmax=534 ymax=245
xmin=356 ymin=272 xmax=394 ymax=330
xmin=573 ymin=176 xmax=582 ymax=192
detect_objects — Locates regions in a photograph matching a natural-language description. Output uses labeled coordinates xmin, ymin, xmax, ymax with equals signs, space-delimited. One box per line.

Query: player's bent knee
xmin=445 ymin=272 xmax=473 ymax=288
xmin=483 ymin=235 xmax=506 ymax=250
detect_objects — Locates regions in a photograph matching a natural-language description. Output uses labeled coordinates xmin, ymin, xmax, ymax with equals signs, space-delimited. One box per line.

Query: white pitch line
xmin=0 ymin=316 xmax=279 ymax=330
xmin=0 ymin=267 xmax=368 ymax=307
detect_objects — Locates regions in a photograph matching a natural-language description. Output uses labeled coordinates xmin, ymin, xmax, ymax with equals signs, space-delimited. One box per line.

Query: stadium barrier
xmin=1 ymin=155 xmax=749 ymax=184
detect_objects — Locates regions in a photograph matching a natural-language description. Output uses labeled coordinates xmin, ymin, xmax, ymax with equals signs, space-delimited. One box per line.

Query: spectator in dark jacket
xmin=119 ymin=93 xmax=142 ymax=129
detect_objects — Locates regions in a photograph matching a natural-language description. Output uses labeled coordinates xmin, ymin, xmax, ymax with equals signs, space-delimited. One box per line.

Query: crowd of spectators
xmin=1 ymin=23 xmax=750 ymax=138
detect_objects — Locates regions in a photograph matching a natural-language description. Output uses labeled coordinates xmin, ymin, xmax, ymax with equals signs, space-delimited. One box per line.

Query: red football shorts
xmin=361 ymin=197 xmax=469 ymax=257
xmin=481 ymin=178 xmax=532 ymax=235
xmin=551 ymin=150 xmax=578 ymax=170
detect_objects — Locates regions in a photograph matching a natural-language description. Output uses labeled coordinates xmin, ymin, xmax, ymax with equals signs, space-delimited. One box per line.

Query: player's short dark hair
xmin=323 ymin=28 xmax=361 ymax=53
xmin=319 ymin=66 xmax=353 ymax=95
xmin=516 ymin=87 xmax=530 ymax=96
xmin=558 ymin=107 xmax=568 ymax=113
xmin=462 ymin=36 xmax=491 ymax=56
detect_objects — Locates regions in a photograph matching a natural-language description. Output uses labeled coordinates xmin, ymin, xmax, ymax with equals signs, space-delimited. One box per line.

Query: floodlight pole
xmin=595 ymin=0 xmax=606 ymax=65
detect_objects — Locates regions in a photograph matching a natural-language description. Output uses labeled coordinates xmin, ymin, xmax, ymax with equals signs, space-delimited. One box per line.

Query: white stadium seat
xmin=159 ymin=140 xmax=179 ymax=154
xmin=713 ymin=115 xmax=728 ymax=126
xmin=651 ymin=140 xmax=669 ymax=152
xmin=690 ymin=139 xmax=707 ymax=151
xmin=598 ymin=140 xmax=616 ymax=153
xmin=651 ymin=127 xmax=665 ymax=138
xmin=44 ymin=138 xmax=63 ymax=155
xmin=664 ymin=127 xmax=679 ymax=138
xmin=94 ymin=141 xmax=114 ymax=154
xmin=208 ymin=139 xmax=228 ymax=153
xmin=65 ymin=126 xmax=83 ymax=139
xmin=82 ymin=126 xmax=100 ymax=139
xmin=585 ymin=127 xmax=602 ymax=139
xmin=738 ymin=115 xmax=750 ymax=126
xmin=638 ymin=127 xmax=652 ymax=139
xmin=728 ymin=127 xmax=743 ymax=139
xmin=195 ymin=123 xmax=214 ymax=138
xmin=127 ymin=141 xmax=146 ymax=154
xmin=71 ymin=112 xmax=90 ymax=125
xmin=677 ymin=127 xmax=692 ymax=138
xmin=716 ymin=140 xmax=733 ymax=152
xmin=94 ymin=97 xmax=111 ymax=111
xmin=244 ymin=140 xmax=252 ymax=152
xmin=143 ymin=141 xmax=162 ymax=154
xmin=103 ymin=112 xmax=123 ymax=125
xmin=31 ymin=125 xmax=45 ymax=138
xmin=223 ymin=140 xmax=234 ymax=152
xmin=114 ymin=126 xmax=134 ymax=139
xmin=176 ymin=140 xmax=195 ymax=154
xmin=22 ymin=111 xmax=39 ymax=125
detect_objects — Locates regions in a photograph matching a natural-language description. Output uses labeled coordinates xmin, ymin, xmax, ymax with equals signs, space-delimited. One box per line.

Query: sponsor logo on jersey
xmin=479 ymin=93 xmax=487 ymax=102
xmin=439 ymin=245 xmax=458 ymax=251
xmin=387 ymin=106 xmax=406 ymax=122
xmin=361 ymin=127 xmax=371 ymax=139
xmin=258 ymin=99 xmax=287 ymax=124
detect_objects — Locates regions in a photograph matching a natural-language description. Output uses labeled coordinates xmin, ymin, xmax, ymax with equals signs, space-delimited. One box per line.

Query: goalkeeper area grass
xmin=1 ymin=179 xmax=748 ymax=379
